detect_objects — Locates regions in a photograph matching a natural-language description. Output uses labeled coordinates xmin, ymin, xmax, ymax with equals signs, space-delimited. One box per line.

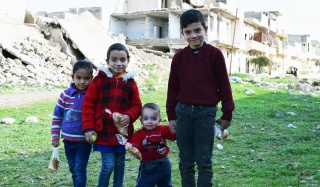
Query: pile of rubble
xmin=0 ymin=36 xmax=171 ymax=88
xmin=0 ymin=12 xmax=171 ymax=90
xmin=0 ymin=36 xmax=73 ymax=87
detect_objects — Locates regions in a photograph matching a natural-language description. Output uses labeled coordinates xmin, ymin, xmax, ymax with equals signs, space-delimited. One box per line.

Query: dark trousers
xmin=64 ymin=141 xmax=92 ymax=187
xmin=175 ymin=102 xmax=217 ymax=187
xmin=136 ymin=157 xmax=172 ymax=187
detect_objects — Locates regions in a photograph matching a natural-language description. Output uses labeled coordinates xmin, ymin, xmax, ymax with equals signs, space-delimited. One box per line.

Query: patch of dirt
xmin=0 ymin=89 xmax=63 ymax=107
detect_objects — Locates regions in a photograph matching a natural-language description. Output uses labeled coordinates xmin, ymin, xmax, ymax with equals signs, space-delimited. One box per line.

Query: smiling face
xmin=181 ymin=21 xmax=207 ymax=49
xmin=140 ymin=108 xmax=161 ymax=131
xmin=107 ymin=50 xmax=129 ymax=76
xmin=73 ymin=68 xmax=92 ymax=91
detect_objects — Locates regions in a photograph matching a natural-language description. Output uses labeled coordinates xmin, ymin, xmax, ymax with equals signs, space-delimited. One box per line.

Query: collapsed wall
xmin=0 ymin=26 xmax=74 ymax=87
xmin=0 ymin=11 xmax=171 ymax=89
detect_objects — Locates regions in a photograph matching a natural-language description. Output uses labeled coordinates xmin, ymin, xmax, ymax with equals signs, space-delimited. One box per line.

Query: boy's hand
xmin=125 ymin=142 xmax=142 ymax=160
xmin=52 ymin=140 xmax=59 ymax=147
xmin=85 ymin=131 xmax=97 ymax=143
xmin=169 ymin=120 xmax=176 ymax=134
xmin=215 ymin=118 xmax=231 ymax=131
xmin=120 ymin=114 xmax=131 ymax=127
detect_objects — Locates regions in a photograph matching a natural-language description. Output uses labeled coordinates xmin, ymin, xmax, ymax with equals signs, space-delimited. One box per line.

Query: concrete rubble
xmin=0 ymin=11 xmax=171 ymax=89
xmin=0 ymin=8 xmax=318 ymax=94
xmin=54 ymin=11 xmax=119 ymax=67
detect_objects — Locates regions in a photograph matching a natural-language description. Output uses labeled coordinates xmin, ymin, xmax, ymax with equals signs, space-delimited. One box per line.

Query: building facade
xmin=110 ymin=0 xmax=320 ymax=75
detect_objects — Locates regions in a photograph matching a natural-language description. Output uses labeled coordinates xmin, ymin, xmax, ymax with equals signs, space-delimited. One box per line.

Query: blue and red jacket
xmin=51 ymin=83 xmax=87 ymax=142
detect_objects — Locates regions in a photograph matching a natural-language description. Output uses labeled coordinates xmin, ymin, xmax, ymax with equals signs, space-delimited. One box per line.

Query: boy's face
xmin=73 ymin=68 xmax=92 ymax=91
xmin=181 ymin=22 xmax=207 ymax=49
xmin=107 ymin=50 xmax=129 ymax=77
xmin=140 ymin=108 xmax=161 ymax=131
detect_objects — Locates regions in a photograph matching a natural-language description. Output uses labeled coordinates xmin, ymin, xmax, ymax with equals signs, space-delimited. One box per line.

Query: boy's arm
xmin=213 ymin=48 xmax=235 ymax=121
xmin=125 ymin=82 xmax=142 ymax=123
xmin=82 ymin=80 xmax=99 ymax=132
xmin=162 ymin=125 xmax=176 ymax=141
xmin=168 ymin=120 xmax=176 ymax=134
xmin=51 ymin=92 xmax=66 ymax=146
xmin=166 ymin=56 xmax=179 ymax=121
xmin=129 ymin=130 xmax=143 ymax=150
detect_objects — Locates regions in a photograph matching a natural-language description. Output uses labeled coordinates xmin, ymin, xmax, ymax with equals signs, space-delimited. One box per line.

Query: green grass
xmin=0 ymin=82 xmax=319 ymax=186
xmin=267 ymin=77 xmax=300 ymax=84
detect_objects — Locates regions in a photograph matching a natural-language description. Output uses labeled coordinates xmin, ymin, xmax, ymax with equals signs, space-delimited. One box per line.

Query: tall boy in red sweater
xmin=166 ymin=9 xmax=235 ymax=187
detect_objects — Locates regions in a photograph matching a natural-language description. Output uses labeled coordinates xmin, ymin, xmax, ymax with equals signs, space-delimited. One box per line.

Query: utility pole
xmin=229 ymin=8 xmax=238 ymax=75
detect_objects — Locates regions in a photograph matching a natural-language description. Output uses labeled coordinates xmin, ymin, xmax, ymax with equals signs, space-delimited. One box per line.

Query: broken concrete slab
xmin=55 ymin=11 xmax=119 ymax=67
xmin=0 ymin=22 xmax=49 ymax=66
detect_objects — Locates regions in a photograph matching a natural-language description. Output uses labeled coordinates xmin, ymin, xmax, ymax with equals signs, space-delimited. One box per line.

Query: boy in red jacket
xmin=128 ymin=103 xmax=176 ymax=187
xmin=82 ymin=43 xmax=142 ymax=187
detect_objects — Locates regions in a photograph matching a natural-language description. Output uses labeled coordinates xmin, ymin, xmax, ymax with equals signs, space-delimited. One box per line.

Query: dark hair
xmin=106 ymin=43 xmax=130 ymax=61
xmin=141 ymin=103 xmax=161 ymax=117
xmin=72 ymin=60 xmax=94 ymax=78
xmin=180 ymin=9 xmax=206 ymax=31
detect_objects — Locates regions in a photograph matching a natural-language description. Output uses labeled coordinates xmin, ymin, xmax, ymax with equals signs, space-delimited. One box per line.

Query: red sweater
xmin=82 ymin=67 xmax=142 ymax=146
xmin=166 ymin=42 xmax=235 ymax=121
xmin=130 ymin=125 xmax=176 ymax=162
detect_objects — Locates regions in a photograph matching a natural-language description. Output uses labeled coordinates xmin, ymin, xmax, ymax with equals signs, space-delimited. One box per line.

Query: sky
xmin=25 ymin=0 xmax=320 ymax=41
xmin=25 ymin=0 xmax=118 ymax=12
xmin=236 ymin=0 xmax=320 ymax=41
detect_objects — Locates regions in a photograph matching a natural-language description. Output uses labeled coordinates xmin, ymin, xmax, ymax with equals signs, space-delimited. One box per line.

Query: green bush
xmin=250 ymin=56 xmax=270 ymax=73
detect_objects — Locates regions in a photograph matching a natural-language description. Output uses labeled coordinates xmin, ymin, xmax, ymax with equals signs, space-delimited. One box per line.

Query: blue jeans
xmin=64 ymin=141 xmax=92 ymax=187
xmin=136 ymin=157 xmax=172 ymax=187
xmin=98 ymin=152 xmax=126 ymax=187
xmin=175 ymin=102 xmax=217 ymax=187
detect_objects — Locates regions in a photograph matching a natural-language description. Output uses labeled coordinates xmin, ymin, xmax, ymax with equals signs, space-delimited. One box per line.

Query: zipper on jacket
xmin=78 ymin=93 xmax=81 ymax=110
xmin=113 ymin=78 xmax=119 ymax=147
xmin=113 ymin=78 xmax=119 ymax=111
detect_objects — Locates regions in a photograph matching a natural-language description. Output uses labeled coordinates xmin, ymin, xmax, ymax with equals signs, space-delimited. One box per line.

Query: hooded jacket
xmin=82 ymin=67 xmax=142 ymax=146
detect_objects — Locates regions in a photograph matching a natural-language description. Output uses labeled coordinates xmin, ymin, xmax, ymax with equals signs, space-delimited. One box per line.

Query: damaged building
xmin=109 ymin=0 xmax=320 ymax=75
xmin=0 ymin=0 xmax=171 ymax=88
xmin=1 ymin=0 xmax=319 ymax=89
